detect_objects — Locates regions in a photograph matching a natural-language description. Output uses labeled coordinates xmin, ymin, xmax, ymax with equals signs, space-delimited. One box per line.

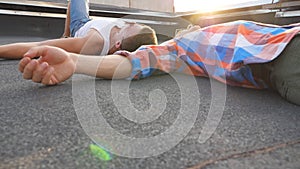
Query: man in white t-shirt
xmin=62 ymin=0 xmax=158 ymax=55
xmin=0 ymin=0 xmax=158 ymax=59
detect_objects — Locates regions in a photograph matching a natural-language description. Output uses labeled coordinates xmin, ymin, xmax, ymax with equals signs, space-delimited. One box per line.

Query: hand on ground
xmin=19 ymin=46 xmax=76 ymax=85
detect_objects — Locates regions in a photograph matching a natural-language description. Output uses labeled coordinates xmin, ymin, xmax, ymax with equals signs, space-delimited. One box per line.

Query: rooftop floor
xmin=1 ymin=1 xmax=300 ymax=169
xmin=1 ymin=36 xmax=300 ymax=169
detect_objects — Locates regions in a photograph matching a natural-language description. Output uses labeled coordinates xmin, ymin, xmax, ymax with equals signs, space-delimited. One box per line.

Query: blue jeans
xmin=70 ymin=0 xmax=91 ymax=37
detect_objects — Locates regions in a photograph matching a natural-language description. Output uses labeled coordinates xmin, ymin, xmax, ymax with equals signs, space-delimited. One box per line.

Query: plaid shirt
xmin=116 ymin=20 xmax=300 ymax=89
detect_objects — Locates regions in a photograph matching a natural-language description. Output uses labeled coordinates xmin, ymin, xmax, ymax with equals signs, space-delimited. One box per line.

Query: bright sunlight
xmin=174 ymin=0 xmax=274 ymax=12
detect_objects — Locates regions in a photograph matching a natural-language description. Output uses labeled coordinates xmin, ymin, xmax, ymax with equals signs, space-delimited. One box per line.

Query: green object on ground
xmin=89 ymin=144 xmax=112 ymax=161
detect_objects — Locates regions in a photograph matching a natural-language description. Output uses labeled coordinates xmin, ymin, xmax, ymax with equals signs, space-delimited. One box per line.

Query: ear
xmin=115 ymin=41 xmax=122 ymax=49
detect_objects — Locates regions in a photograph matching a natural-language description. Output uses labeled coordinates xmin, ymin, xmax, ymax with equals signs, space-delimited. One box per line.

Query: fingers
xmin=20 ymin=46 xmax=48 ymax=73
xmin=19 ymin=57 xmax=31 ymax=73
xmin=23 ymin=46 xmax=47 ymax=59
xmin=31 ymin=62 xmax=49 ymax=83
xmin=22 ymin=60 xmax=55 ymax=85
xmin=41 ymin=67 xmax=55 ymax=85
xmin=23 ymin=60 xmax=38 ymax=80
xmin=20 ymin=46 xmax=62 ymax=85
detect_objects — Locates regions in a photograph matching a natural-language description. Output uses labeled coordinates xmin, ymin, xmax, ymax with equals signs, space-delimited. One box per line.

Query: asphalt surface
xmin=1 ymin=1 xmax=300 ymax=169
xmin=1 ymin=36 xmax=300 ymax=169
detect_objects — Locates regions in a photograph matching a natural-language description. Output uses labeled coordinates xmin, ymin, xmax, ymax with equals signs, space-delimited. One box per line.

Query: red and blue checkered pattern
xmin=116 ymin=20 xmax=300 ymax=89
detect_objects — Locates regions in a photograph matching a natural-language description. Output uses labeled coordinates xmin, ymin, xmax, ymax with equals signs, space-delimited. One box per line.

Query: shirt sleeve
xmin=115 ymin=40 xmax=183 ymax=80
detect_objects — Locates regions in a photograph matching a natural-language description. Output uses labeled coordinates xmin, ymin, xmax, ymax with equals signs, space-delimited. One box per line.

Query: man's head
xmin=109 ymin=22 xmax=158 ymax=54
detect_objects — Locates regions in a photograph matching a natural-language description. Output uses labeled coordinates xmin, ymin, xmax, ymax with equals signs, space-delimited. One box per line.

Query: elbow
xmin=110 ymin=58 xmax=132 ymax=79
xmin=96 ymin=55 xmax=132 ymax=79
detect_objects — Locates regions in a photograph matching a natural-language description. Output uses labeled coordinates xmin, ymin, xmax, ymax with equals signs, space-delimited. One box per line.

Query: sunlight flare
xmin=174 ymin=0 xmax=273 ymax=12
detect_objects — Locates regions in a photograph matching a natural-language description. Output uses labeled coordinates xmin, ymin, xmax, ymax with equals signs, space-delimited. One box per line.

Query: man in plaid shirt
xmin=19 ymin=20 xmax=300 ymax=105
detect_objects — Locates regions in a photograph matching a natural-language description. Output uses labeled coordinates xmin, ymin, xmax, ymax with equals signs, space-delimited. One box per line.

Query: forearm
xmin=0 ymin=42 xmax=38 ymax=59
xmin=0 ymin=38 xmax=79 ymax=59
xmin=72 ymin=54 xmax=132 ymax=79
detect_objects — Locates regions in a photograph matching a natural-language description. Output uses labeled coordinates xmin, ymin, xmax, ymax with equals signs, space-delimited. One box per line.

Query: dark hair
xmin=121 ymin=25 xmax=158 ymax=52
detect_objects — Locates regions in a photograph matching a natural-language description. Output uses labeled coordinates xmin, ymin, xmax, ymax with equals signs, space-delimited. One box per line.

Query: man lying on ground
xmin=0 ymin=0 xmax=157 ymax=59
xmin=18 ymin=20 xmax=300 ymax=105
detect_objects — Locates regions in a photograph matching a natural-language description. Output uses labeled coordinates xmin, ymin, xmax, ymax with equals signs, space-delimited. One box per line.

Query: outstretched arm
xmin=0 ymin=38 xmax=85 ymax=59
xmin=0 ymin=29 xmax=104 ymax=59
xmin=19 ymin=46 xmax=132 ymax=85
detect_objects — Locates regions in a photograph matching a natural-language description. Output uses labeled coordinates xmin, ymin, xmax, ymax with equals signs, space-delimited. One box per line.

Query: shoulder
xmin=84 ymin=29 xmax=104 ymax=43
xmin=80 ymin=29 xmax=105 ymax=55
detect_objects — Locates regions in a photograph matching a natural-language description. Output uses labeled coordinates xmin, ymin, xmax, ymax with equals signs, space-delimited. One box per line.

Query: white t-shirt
xmin=74 ymin=18 xmax=125 ymax=55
